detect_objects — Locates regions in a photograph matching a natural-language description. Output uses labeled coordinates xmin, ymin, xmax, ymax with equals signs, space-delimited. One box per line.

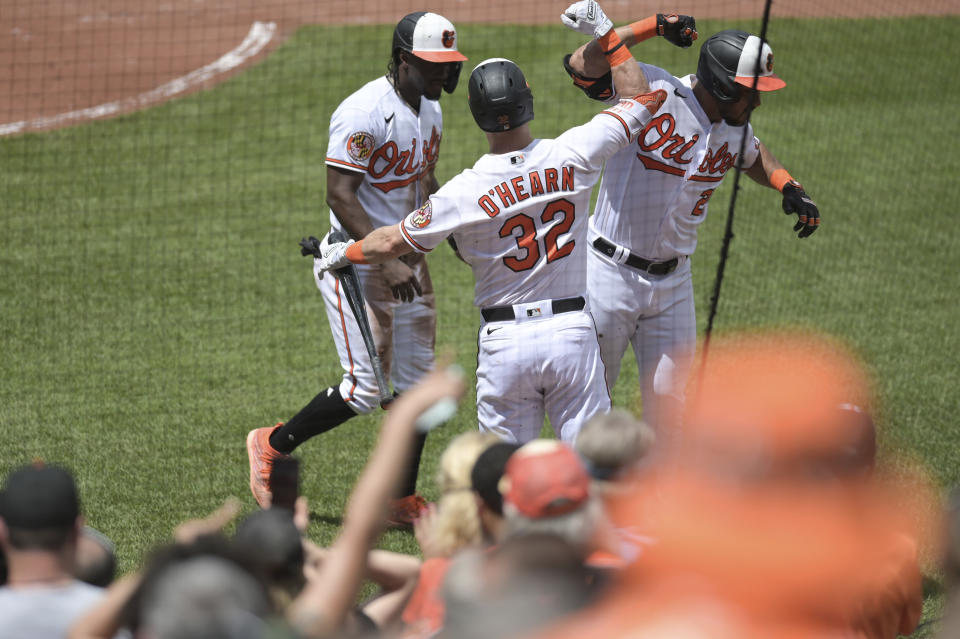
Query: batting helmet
xmin=696 ymin=30 xmax=785 ymax=104
xmin=468 ymin=58 xmax=534 ymax=133
xmin=392 ymin=12 xmax=467 ymax=94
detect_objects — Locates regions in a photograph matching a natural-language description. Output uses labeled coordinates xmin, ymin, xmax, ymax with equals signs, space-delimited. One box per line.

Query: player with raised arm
xmin=247 ymin=12 xmax=467 ymax=526
xmin=312 ymin=1 xmax=667 ymax=446
xmin=563 ymin=14 xmax=821 ymax=435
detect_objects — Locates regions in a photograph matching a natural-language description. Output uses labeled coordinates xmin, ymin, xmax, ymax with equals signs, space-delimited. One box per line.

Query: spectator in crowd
xmin=574 ymin=409 xmax=658 ymax=563
xmin=73 ymin=527 xmax=116 ymax=589
xmin=236 ymin=487 xmax=422 ymax=635
xmin=500 ymin=440 xmax=608 ymax=561
xmin=423 ymin=430 xmax=501 ymax=557
xmin=470 ymin=442 xmax=521 ymax=545
xmin=0 ymin=462 xmax=105 ymax=639
xmin=575 ymin=408 xmax=656 ymax=491
xmin=401 ymin=431 xmax=499 ymax=638
xmin=133 ymin=544 xmax=272 ymax=639
xmin=440 ymin=533 xmax=593 ymax=639
xmin=69 ymin=502 xmax=261 ymax=639
xmin=233 ymin=507 xmax=306 ymax=611
xmin=536 ymin=331 xmax=940 ymax=639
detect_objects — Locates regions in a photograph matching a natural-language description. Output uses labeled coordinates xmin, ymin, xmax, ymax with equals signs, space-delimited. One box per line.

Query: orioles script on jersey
xmin=476 ymin=166 xmax=575 ymax=217
xmin=636 ymin=113 xmax=698 ymax=176
xmin=691 ymin=141 xmax=738 ymax=183
xmin=369 ymin=126 xmax=441 ymax=193
xmin=636 ymin=113 xmax=740 ymax=183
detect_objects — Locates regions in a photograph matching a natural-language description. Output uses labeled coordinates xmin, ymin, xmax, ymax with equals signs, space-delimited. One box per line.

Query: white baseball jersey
xmin=398 ymin=95 xmax=663 ymax=309
xmin=396 ymin=92 xmax=665 ymax=444
xmin=319 ymin=75 xmax=441 ymax=413
xmin=587 ymin=62 xmax=763 ymax=435
xmin=593 ymin=63 xmax=761 ymax=261
xmin=325 ymin=75 xmax=443 ymax=228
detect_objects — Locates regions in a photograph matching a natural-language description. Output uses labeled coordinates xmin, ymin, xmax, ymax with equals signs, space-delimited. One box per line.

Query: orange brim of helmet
xmin=413 ymin=49 xmax=468 ymax=63
xmin=735 ymin=74 xmax=786 ymax=91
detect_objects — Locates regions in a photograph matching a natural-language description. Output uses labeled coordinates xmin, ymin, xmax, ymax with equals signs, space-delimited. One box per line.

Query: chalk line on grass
xmin=0 ymin=20 xmax=277 ymax=137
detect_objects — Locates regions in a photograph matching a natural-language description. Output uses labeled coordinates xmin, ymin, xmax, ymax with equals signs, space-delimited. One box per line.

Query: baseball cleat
xmin=246 ymin=424 xmax=291 ymax=509
xmin=385 ymin=494 xmax=429 ymax=530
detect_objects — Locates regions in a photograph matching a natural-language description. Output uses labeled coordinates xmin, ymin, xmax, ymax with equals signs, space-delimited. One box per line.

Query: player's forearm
xmin=746 ymin=141 xmax=787 ymax=190
xmin=577 ymin=24 xmax=638 ymax=77
xmin=346 ymin=225 xmax=413 ymax=265
xmin=326 ymin=166 xmax=375 ymax=240
xmin=328 ymin=195 xmax=376 ymax=241
xmin=601 ymin=28 xmax=650 ymax=96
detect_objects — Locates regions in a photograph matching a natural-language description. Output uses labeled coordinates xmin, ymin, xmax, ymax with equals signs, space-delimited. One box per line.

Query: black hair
xmin=7 ymin=525 xmax=75 ymax=551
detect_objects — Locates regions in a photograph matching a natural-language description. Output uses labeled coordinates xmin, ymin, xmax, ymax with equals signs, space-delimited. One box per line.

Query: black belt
xmin=592 ymin=237 xmax=679 ymax=276
xmin=481 ymin=296 xmax=585 ymax=322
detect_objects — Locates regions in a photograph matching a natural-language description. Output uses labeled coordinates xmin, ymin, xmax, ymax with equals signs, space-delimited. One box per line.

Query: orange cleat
xmin=386 ymin=493 xmax=430 ymax=530
xmin=246 ymin=424 xmax=291 ymax=509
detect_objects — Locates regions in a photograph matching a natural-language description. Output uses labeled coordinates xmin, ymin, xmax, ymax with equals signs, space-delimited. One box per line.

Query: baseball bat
xmin=326 ymin=230 xmax=394 ymax=409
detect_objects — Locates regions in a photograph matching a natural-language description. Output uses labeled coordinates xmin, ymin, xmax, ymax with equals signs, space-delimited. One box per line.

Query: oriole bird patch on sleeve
xmin=410 ymin=201 xmax=433 ymax=228
xmin=347 ymin=131 xmax=375 ymax=162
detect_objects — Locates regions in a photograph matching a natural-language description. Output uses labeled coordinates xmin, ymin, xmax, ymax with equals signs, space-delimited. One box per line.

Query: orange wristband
xmin=345 ymin=240 xmax=368 ymax=264
xmin=598 ymin=30 xmax=632 ymax=68
xmin=770 ymin=169 xmax=795 ymax=192
xmin=630 ymin=16 xmax=658 ymax=42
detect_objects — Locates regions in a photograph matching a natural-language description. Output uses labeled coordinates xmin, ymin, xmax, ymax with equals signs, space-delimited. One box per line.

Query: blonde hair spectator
xmin=430 ymin=431 xmax=500 ymax=557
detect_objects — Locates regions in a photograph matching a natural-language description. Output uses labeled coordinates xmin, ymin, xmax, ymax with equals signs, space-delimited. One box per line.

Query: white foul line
xmin=0 ymin=20 xmax=277 ymax=137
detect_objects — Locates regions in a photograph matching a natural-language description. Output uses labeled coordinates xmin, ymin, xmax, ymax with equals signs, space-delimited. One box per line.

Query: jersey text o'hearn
xmin=477 ymin=166 xmax=575 ymax=218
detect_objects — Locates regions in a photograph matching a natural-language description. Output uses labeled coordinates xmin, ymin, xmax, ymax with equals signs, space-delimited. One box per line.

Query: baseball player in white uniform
xmin=562 ymin=14 xmax=821 ymax=434
xmin=312 ymin=1 xmax=669 ymax=445
xmin=247 ymin=12 xmax=467 ymax=523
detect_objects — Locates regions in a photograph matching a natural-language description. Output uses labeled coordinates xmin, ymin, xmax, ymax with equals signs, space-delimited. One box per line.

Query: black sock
xmin=270 ymin=386 xmax=356 ymax=454
xmin=395 ymin=431 xmax=428 ymax=499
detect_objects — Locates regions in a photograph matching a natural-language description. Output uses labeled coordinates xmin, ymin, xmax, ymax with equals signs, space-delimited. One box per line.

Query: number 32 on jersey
xmin=498 ymin=199 xmax=575 ymax=272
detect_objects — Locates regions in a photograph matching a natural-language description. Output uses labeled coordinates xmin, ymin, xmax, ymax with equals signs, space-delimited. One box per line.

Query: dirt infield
xmin=1 ymin=0 xmax=956 ymax=135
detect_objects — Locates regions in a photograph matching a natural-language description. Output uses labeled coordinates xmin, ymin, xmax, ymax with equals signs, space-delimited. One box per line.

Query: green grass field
xmin=2 ymin=15 xmax=958 ymax=634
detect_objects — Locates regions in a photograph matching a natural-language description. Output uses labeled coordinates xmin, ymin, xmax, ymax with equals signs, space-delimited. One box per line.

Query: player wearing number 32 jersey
xmin=312 ymin=4 xmax=667 ymax=445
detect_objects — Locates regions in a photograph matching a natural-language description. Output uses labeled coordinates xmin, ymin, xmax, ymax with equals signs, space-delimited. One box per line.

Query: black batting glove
xmin=657 ymin=14 xmax=698 ymax=48
xmin=781 ymin=182 xmax=820 ymax=238
xmin=299 ymin=236 xmax=322 ymax=257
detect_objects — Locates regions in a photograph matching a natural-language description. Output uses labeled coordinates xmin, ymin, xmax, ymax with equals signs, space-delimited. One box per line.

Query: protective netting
xmin=2 ymin=1 xmax=958 ymax=494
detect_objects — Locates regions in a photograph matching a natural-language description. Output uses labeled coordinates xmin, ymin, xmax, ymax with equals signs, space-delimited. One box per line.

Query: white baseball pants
xmin=476 ymin=303 xmax=611 ymax=445
xmin=317 ymin=260 xmax=436 ymax=414
xmin=587 ymin=245 xmax=695 ymax=433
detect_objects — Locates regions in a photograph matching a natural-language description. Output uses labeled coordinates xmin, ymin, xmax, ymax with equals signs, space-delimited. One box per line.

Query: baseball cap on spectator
xmin=498 ymin=440 xmax=590 ymax=519
xmin=471 ymin=442 xmax=521 ymax=516
xmin=0 ymin=462 xmax=79 ymax=529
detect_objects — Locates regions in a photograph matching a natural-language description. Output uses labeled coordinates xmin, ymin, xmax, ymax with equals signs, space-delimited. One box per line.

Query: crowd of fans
xmin=1 ymin=332 xmax=956 ymax=639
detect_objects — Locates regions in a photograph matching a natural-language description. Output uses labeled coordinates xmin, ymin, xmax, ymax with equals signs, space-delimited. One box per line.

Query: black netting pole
xmin=698 ymin=0 xmax=775 ymax=369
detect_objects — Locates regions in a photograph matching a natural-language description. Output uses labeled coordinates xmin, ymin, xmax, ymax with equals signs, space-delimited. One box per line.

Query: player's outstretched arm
xmin=562 ymin=9 xmax=697 ymax=100
xmin=309 ymin=223 xmax=415 ymax=277
xmin=746 ymin=141 xmax=821 ymax=238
